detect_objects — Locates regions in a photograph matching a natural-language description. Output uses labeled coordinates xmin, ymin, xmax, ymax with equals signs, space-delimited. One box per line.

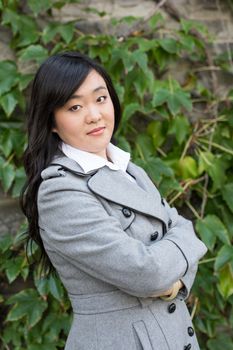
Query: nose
xmin=86 ymin=105 xmax=101 ymax=123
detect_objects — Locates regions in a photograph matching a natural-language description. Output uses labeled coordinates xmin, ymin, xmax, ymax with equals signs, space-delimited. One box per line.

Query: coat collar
xmin=51 ymin=155 xmax=168 ymax=228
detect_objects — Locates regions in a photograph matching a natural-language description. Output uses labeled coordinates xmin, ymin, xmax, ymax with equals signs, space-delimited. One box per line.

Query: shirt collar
xmin=61 ymin=142 xmax=131 ymax=174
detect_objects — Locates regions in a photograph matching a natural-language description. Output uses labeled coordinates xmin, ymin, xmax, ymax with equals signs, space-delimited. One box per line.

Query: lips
xmin=87 ymin=126 xmax=106 ymax=135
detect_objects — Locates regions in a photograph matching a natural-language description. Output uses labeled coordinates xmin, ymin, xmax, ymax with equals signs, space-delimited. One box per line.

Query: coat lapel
xmin=88 ymin=161 xmax=169 ymax=229
xmin=51 ymin=155 xmax=168 ymax=228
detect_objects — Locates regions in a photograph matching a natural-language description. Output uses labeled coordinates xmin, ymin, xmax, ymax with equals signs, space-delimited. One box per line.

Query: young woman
xmin=21 ymin=51 xmax=207 ymax=350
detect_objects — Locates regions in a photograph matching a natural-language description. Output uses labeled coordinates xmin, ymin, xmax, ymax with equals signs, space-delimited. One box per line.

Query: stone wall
xmin=0 ymin=189 xmax=23 ymax=236
xmin=0 ymin=0 xmax=233 ymax=237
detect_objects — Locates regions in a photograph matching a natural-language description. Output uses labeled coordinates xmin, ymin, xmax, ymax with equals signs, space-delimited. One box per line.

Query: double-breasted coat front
xmin=37 ymin=154 xmax=207 ymax=350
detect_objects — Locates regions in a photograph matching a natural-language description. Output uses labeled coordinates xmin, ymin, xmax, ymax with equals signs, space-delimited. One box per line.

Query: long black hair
xmin=20 ymin=51 xmax=122 ymax=272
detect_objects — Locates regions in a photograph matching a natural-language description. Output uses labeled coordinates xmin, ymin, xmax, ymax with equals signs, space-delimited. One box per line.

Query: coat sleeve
xmin=162 ymin=199 xmax=205 ymax=300
xmin=38 ymin=176 xmax=207 ymax=298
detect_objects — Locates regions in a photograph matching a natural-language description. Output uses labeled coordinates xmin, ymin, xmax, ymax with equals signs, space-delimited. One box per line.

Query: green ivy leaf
xmin=218 ymin=264 xmax=233 ymax=299
xmin=115 ymin=136 xmax=132 ymax=154
xmin=5 ymin=256 xmax=25 ymax=283
xmin=2 ymin=9 xmax=19 ymax=35
xmin=0 ymin=129 xmax=13 ymax=157
xmin=221 ymin=183 xmax=233 ymax=213
xmin=28 ymin=0 xmax=53 ymax=15
xmin=48 ymin=274 xmax=64 ymax=301
xmin=153 ymin=80 xmax=192 ymax=115
xmin=159 ymin=177 xmax=182 ymax=197
xmin=196 ymin=215 xmax=230 ymax=250
xmin=173 ymin=90 xmax=192 ymax=111
xmin=215 ymin=245 xmax=233 ymax=271
xmin=135 ymin=134 xmax=155 ymax=160
xmin=0 ymin=92 xmax=18 ymax=117
xmin=195 ymin=220 xmax=215 ymax=252
xmin=2 ymin=9 xmax=39 ymax=47
xmin=136 ymin=157 xmax=174 ymax=184
xmin=138 ymin=38 xmax=158 ymax=52
xmin=178 ymin=156 xmax=198 ymax=179
xmin=198 ymin=152 xmax=227 ymax=190
xmin=159 ymin=38 xmax=178 ymax=54
xmin=19 ymin=45 xmax=48 ymax=64
xmin=148 ymin=13 xmax=164 ymax=29
xmin=121 ymin=102 xmax=141 ymax=125
xmin=132 ymin=50 xmax=148 ymax=72
xmin=42 ymin=21 xmax=76 ymax=44
xmin=168 ymin=115 xmax=190 ymax=144
xmin=0 ymin=61 xmax=19 ymax=96
xmin=207 ymin=335 xmax=233 ymax=350
xmin=18 ymin=73 xmax=34 ymax=91
xmin=198 ymin=151 xmax=213 ymax=174
xmin=12 ymin=167 xmax=26 ymax=198
xmin=180 ymin=19 xmax=208 ymax=36
xmin=153 ymin=88 xmax=169 ymax=107
xmin=133 ymin=71 xmax=149 ymax=98
xmin=0 ymin=163 xmax=15 ymax=192
xmin=111 ymin=47 xmax=136 ymax=72
xmin=147 ymin=120 xmax=165 ymax=148
xmin=2 ymin=321 xmax=26 ymax=346
xmin=0 ymin=235 xmax=13 ymax=253
xmin=42 ymin=22 xmax=60 ymax=44
xmin=34 ymin=275 xmax=50 ymax=298
xmin=59 ymin=22 xmax=75 ymax=44
xmin=6 ymin=289 xmax=47 ymax=327
xmin=41 ymin=311 xmax=71 ymax=341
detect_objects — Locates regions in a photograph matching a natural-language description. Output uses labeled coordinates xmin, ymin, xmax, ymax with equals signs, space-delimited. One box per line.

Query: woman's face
xmin=53 ymin=69 xmax=115 ymax=159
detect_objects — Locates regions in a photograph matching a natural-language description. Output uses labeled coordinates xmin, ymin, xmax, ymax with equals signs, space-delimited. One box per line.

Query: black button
xmin=161 ymin=198 xmax=165 ymax=206
xmin=168 ymin=303 xmax=176 ymax=313
xmin=122 ymin=207 xmax=131 ymax=218
xmin=168 ymin=219 xmax=172 ymax=228
xmin=184 ymin=344 xmax=191 ymax=350
xmin=188 ymin=327 xmax=194 ymax=337
xmin=150 ymin=231 xmax=159 ymax=241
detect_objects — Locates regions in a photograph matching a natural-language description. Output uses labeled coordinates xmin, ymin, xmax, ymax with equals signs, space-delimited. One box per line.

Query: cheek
xmin=55 ymin=116 xmax=80 ymax=134
xmin=106 ymin=103 xmax=115 ymax=124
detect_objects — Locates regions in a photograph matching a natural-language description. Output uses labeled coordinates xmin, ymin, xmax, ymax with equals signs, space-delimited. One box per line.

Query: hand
xmin=149 ymin=285 xmax=174 ymax=298
xmin=149 ymin=280 xmax=183 ymax=298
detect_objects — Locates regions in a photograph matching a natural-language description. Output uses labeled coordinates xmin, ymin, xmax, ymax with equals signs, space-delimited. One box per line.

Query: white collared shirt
xmin=61 ymin=142 xmax=136 ymax=183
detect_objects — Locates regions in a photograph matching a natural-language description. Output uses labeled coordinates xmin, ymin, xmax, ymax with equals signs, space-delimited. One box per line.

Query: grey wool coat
xmin=37 ymin=154 xmax=207 ymax=350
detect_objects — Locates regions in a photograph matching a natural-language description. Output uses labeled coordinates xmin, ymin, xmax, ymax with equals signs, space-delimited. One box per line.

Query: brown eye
xmin=97 ymin=96 xmax=107 ymax=103
xmin=69 ymin=105 xmax=81 ymax=112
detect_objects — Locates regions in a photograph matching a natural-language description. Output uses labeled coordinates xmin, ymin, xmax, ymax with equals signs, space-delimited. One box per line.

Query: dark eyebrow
xmin=69 ymin=86 xmax=107 ymax=100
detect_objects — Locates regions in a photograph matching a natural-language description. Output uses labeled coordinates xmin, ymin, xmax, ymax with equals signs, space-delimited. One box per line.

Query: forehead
xmin=75 ymin=69 xmax=107 ymax=95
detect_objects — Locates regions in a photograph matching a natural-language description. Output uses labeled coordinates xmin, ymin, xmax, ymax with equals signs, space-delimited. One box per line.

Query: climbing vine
xmin=0 ymin=1 xmax=233 ymax=349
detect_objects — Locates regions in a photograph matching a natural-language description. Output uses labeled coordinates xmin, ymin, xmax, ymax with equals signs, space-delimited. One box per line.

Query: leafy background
xmin=0 ymin=0 xmax=233 ymax=349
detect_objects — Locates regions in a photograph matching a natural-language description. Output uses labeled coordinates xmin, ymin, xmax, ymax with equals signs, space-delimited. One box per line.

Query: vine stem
xmin=157 ymin=147 xmax=167 ymax=157
xmin=0 ymin=337 xmax=10 ymax=350
xmin=191 ymin=66 xmax=221 ymax=72
xmin=122 ymin=0 xmax=167 ymax=37
xmin=136 ymin=143 xmax=145 ymax=161
xmin=181 ymin=115 xmax=226 ymax=160
xmin=201 ymin=173 xmax=209 ymax=219
xmin=199 ymin=257 xmax=216 ymax=265
xmin=6 ymin=152 xmax=15 ymax=165
xmin=154 ymin=0 xmax=167 ymax=11
xmin=168 ymin=176 xmax=206 ymax=205
xmin=180 ymin=134 xmax=193 ymax=160
xmin=198 ymin=138 xmax=233 ymax=156
xmin=180 ymin=121 xmax=199 ymax=160
xmin=185 ymin=200 xmax=201 ymax=220
xmin=191 ymin=297 xmax=199 ymax=320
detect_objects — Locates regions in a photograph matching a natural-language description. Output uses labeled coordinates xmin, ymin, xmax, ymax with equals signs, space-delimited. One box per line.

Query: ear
xmin=52 ymin=127 xmax=57 ymax=133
